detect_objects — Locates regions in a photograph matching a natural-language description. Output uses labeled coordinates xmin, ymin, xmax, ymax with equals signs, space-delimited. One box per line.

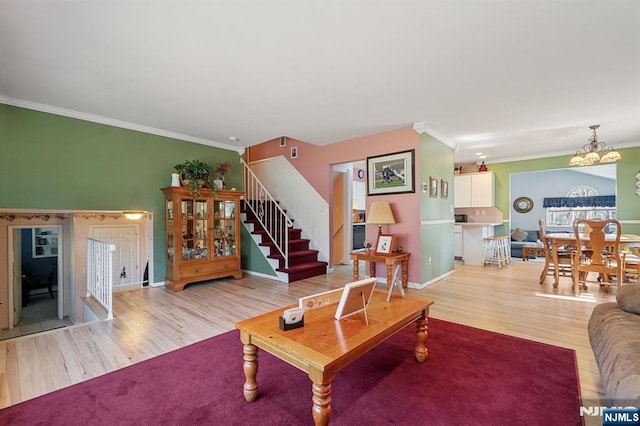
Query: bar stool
xmin=482 ymin=236 xmax=509 ymax=268
xmin=502 ymin=236 xmax=512 ymax=264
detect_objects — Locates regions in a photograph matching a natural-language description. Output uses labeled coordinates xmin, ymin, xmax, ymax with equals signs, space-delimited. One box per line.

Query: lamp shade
xmin=366 ymin=201 xmax=396 ymax=234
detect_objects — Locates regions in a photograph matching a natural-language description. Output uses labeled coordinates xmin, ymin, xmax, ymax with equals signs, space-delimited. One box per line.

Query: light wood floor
xmin=0 ymin=260 xmax=616 ymax=421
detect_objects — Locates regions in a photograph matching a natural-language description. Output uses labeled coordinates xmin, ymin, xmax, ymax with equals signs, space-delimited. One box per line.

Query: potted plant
xmin=174 ymin=160 xmax=212 ymax=197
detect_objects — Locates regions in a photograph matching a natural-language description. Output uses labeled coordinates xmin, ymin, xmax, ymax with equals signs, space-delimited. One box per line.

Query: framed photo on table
xmin=334 ymin=278 xmax=377 ymax=322
xmin=375 ymin=234 xmax=395 ymax=255
xmin=366 ymin=149 xmax=415 ymax=196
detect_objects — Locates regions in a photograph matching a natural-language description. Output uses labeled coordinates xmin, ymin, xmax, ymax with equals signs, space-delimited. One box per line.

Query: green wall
xmin=488 ymin=147 xmax=640 ymax=235
xmin=419 ymin=132 xmax=455 ymax=282
xmin=0 ymin=104 xmax=261 ymax=281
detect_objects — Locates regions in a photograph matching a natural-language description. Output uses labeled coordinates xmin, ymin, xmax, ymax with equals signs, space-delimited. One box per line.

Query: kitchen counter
xmin=456 ymin=222 xmax=502 ymax=266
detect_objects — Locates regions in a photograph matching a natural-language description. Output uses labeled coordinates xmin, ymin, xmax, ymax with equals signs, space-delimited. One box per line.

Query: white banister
xmin=86 ymin=237 xmax=115 ymax=320
xmin=241 ymin=158 xmax=293 ymax=268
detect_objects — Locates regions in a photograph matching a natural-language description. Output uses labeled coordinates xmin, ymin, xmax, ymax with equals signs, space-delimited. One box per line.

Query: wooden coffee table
xmin=522 ymin=245 xmax=546 ymax=261
xmin=236 ymin=290 xmax=434 ymax=425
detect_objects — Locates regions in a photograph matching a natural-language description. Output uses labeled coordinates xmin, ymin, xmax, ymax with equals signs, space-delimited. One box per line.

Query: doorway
xmin=3 ymin=225 xmax=68 ymax=340
xmin=331 ymin=160 xmax=367 ymax=267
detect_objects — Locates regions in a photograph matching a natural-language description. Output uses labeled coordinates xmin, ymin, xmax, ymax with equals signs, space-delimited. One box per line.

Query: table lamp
xmin=366 ymin=201 xmax=396 ymax=235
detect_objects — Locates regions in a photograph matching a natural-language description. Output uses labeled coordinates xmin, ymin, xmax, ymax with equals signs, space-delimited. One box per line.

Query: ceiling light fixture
xmin=569 ymin=125 xmax=621 ymax=166
xmin=123 ymin=211 xmax=144 ymax=220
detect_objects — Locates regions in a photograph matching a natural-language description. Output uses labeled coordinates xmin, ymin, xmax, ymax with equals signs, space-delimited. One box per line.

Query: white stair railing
xmin=86 ymin=237 xmax=115 ymax=320
xmin=241 ymin=158 xmax=293 ymax=269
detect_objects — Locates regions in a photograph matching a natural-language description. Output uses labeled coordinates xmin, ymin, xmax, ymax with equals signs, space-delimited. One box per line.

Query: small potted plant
xmin=174 ymin=160 xmax=212 ymax=197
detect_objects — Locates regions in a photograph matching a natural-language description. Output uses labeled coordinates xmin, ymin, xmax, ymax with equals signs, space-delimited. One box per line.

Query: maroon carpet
xmin=0 ymin=318 xmax=582 ymax=425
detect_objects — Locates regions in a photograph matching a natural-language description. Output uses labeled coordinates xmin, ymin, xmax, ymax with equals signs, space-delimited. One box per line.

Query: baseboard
xmin=410 ymin=269 xmax=455 ymax=289
xmin=242 ymin=269 xmax=283 ymax=282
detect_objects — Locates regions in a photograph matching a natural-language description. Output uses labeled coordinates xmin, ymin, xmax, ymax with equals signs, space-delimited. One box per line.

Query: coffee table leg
xmin=352 ymin=258 xmax=359 ymax=281
xmin=242 ymin=343 xmax=259 ymax=402
xmin=311 ymin=382 xmax=332 ymax=426
xmin=414 ymin=310 xmax=428 ymax=362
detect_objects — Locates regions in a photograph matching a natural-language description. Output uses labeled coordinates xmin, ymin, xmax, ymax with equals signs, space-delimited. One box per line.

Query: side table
xmin=349 ymin=251 xmax=411 ymax=293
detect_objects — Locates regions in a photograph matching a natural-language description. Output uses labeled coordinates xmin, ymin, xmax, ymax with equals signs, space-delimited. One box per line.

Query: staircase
xmin=242 ymin=202 xmax=328 ymax=283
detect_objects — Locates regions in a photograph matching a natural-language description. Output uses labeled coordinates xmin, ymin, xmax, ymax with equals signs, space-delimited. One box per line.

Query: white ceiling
xmin=1 ymin=1 xmax=639 ymax=164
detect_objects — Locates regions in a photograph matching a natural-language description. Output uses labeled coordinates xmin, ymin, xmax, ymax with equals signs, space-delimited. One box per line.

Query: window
xmin=545 ymin=186 xmax=616 ymax=227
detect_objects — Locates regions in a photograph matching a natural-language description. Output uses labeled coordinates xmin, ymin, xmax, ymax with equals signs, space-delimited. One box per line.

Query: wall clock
xmin=513 ymin=196 xmax=534 ymax=213
xmin=357 ymin=169 xmax=364 ymax=179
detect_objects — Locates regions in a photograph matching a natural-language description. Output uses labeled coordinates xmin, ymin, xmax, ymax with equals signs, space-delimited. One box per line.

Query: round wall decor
xmin=513 ymin=196 xmax=534 ymax=213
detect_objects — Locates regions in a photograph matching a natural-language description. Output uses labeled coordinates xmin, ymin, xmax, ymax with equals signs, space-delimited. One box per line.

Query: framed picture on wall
xmin=279 ymin=136 xmax=287 ymax=147
xmin=291 ymin=146 xmax=298 ymax=159
xmin=429 ymin=176 xmax=438 ymax=198
xmin=366 ymin=149 xmax=415 ymax=196
xmin=441 ymin=180 xmax=448 ymax=199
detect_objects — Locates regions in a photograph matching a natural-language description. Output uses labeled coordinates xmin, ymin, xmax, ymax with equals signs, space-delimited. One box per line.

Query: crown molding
xmin=413 ymin=121 xmax=457 ymax=150
xmin=0 ymin=96 xmax=244 ymax=154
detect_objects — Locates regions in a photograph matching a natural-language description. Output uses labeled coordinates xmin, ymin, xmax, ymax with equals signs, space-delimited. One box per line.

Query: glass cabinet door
xmin=213 ymin=200 xmax=236 ymax=257
xmin=181 ymin=197 xmax=209 ymax=260
xmin=166 ymin=199 xmax=174 ymax=261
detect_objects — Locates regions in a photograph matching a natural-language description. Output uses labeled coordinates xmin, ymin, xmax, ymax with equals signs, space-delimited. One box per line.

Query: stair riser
xmin=245 ymin=219 xmax=286 ymax=229
xmin=252 ymin=230 xmax=302 ymax=241
xmin=271 ymin=253 xmax=319 ymax=268
xmin=260 ymin=242 xmax=311 ymax=256
xmin=286 ymin=265 xmax=328 ymax=283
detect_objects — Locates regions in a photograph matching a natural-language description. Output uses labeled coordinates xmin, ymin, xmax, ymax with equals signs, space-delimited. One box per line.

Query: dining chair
xmin=538 ymin=219 xmax=573 ymax=286
xmin=622 ymin=248 xmax=640 ymax=283
xmin=572 ymin=218 xmax=623 ymax=293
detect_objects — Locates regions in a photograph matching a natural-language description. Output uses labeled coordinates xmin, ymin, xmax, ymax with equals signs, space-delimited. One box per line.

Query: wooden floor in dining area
xmin=0 ymin=260 xmax=616 ymax=417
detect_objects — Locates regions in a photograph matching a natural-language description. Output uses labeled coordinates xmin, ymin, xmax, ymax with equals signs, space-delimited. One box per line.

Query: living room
xmin=2 ymin=1 xmax=640 ymax=424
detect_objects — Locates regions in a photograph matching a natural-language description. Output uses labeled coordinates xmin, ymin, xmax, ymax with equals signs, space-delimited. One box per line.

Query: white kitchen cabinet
xmin=454 ymin=172 xmax=494 ymax=208
xmin=352 ymin=181 xmax=366 ymax=210
xmin=454 ymin=225 xmax=463 ymax=258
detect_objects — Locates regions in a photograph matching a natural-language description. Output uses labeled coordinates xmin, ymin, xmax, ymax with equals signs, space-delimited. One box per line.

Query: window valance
xmin=543 ymin=195 xmax=616 ymax=208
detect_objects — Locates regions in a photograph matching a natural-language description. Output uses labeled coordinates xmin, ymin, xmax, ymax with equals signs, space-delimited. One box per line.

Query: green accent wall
xmin=241 ymin=226 xmax=277 ymax=276
xmin=419 ymin=132 xmax=455 ymax=282
xmin=488 ymin=147 xmax=640 ymax=235
xmin=0 ymin=104 xmax=268 ymax=281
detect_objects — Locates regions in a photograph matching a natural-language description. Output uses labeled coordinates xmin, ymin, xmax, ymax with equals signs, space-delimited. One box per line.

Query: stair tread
xmin=277 ymin=261 xmax=328 ymax=273
xmin=259 ymin=239 xmax=310 ymax=246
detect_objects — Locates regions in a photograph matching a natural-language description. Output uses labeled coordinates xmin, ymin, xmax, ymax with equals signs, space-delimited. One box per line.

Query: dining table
xmin=544 ymin=233 xmax=640 ymax=286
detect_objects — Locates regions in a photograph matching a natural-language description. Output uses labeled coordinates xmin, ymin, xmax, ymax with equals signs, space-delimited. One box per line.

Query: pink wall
xmin=249 ymin=126 xmax=422 ymax=284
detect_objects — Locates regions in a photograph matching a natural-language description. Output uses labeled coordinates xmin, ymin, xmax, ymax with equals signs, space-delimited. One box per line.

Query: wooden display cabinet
xmin=161 ymin=187 xmax=243 ymax=291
